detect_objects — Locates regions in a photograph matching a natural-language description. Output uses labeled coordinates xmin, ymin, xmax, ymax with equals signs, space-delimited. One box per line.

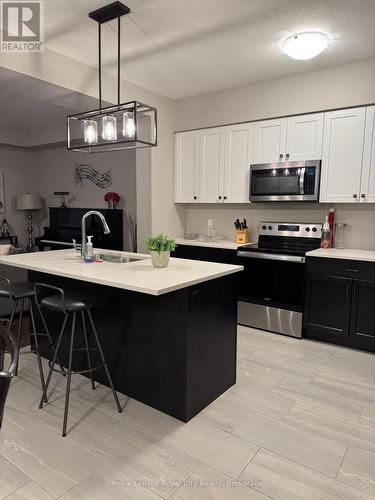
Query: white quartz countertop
xmin=0 ymin=249 xmax=243 ymax=296
xmin=174 ymin=238 xmax=245 ymax=250
xmin=307 ymin=248 xmax=375 ymax=262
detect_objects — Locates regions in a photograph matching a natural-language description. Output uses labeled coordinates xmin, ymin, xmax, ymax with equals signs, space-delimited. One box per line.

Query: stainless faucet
xmin=80 ymin=211 xmax=110 ymax=260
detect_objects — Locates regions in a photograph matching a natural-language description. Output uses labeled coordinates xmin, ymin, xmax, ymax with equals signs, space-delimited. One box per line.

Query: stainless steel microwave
xmin=249 ymin=160 xmax=321 ymax=202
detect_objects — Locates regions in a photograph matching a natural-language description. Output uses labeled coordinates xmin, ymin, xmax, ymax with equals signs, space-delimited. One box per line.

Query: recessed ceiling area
xmin=43 ymin=0 xmax=375 ymax=99
xmin=0 ymin=68 xmax=108 ymax=148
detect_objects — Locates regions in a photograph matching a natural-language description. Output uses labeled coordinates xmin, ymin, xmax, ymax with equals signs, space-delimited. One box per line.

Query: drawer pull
xmin=345 ymin=268 xmax=360 ymax=273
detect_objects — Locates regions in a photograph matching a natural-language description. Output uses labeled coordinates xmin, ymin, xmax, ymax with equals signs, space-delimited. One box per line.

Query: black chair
xmin=35 ymin=283 xmax=122 ymax=436
xmin=0 ymin=277 xmax=59 ymax=395
xmin=0 ymin=319 xmax=18 ymax=428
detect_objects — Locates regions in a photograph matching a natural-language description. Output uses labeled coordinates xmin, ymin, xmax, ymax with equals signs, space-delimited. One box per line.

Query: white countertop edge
xmin=0 ymin=249 xmax=244 ymax=296
xmin=306 ymin=248 xmax=375 ymax=262
xmin=150 ymin=264 xmax=244 ymax=295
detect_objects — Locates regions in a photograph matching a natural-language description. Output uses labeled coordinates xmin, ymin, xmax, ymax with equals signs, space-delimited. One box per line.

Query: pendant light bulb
xmin=123 ymin=111 xmax=135 ymax=138
xmin=102 ymin=115 xmax=117 ymax=141
xmin=83 ymin=119 xmax=98 ymax=144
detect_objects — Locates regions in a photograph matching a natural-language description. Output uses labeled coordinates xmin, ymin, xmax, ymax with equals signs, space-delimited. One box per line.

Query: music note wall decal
xmin=74 ymin=163 xmax=112 ymax=188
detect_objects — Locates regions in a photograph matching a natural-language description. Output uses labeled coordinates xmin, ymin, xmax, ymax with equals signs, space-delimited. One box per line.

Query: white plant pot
xmin=150 ymin=250 xmax=170 ymax=268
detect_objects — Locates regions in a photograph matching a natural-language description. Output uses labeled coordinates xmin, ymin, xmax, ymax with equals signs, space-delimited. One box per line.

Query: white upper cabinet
xmin=175 ymin=106 xmax=375 ymax=205
xmin=253 ymin=119 xmax=287 ymax=163
xmin=361 ymin=106 xmax=375 ymax=203
xmin=253 ymin=113 xmax=323 ymax=164
xmin=199 ymin=128 xmax=226 ymax=203
xmin=320 ymin=108 xmax=366 ymax=203
xmin=175 ymin=124 xmax=252 ymax=203
xmin=286 ymin=113 xmax=324 ymax=161
xmin=223 ymin=123 xmax=254 ymax=202
xmin=174 ymin=131 xmax=200 ymax=202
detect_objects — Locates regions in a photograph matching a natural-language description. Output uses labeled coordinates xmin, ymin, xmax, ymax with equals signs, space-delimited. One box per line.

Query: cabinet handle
xmin=361 ymin=194 xmax=366 ymax=198
xmin=193 ymin=196 xmax=197 ymax=200
xmin=218 ymin=196 xmax=222 ymax=200
xmin=345 ymin=268 xmax=360 ymax=273
xmin=279 ymin=154 xmax=284 ymax=160
xmin=353 ymin=194 xmax=358 ymax=199
xmin=223 ymin=196 xmax=227 ymax=200
xmin=286 ymin=153 xmax=290 ymax=160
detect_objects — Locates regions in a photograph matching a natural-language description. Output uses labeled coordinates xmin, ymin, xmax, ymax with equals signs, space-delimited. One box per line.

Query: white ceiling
xmin=43 ymin=0 xmax=375 ymax=99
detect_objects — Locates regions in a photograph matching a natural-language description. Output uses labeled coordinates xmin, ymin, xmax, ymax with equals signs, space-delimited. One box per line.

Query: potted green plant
xmin=145 ymin=234 xmax=176 ymax=268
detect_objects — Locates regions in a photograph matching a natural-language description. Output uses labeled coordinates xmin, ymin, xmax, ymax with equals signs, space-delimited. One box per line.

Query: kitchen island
xmin=0 ymin=249 xmax=243 ymax=421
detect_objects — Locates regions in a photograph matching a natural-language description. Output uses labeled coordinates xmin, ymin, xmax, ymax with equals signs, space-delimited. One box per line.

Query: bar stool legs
xmin=39 ymin=308 xmax=122 ymax=437
xmin=87 ymin=310 xmax=122 ymax=413
xmin=39 ymin=313 xmax=69 ymax=410
xmin=81 ymin=311 xmax=95 ymax=391
xmin=62 ymin=313 xmax=76 ymax=437
xmin=29 ymin=298 xmax=48 ymax=402
xmin=15 ymin=299 xmax=24 ymax=376
xmin=5 ymin=296 xmax=63 ymax=399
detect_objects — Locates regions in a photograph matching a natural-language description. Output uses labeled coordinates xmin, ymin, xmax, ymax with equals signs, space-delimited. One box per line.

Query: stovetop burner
xmin=239 ymin=221 xmax=323 ymax=256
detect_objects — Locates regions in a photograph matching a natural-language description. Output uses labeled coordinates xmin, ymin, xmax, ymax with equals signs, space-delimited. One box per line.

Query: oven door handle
xmin=237 ymin=251 xmax=305 ymax=263
xmin=299 ymin=167 xmax=306 ymax=195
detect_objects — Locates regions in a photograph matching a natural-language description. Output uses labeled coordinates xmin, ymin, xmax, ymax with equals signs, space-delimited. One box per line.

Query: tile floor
xmin=1 ymin=326 xmax=375 ymax=499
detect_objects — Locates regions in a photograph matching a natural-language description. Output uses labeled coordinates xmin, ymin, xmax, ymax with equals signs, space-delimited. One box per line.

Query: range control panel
xmin=259 ymin=222 xmax=323 ymax=238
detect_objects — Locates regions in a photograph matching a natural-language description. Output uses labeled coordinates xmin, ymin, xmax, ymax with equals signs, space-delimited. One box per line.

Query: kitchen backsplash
xmin=185 ymin=203 xmax=375 ymax=250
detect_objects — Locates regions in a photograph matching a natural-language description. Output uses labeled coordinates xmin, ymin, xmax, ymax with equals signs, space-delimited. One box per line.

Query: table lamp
xmin=16 ymin=193 xmax=42 ymax=252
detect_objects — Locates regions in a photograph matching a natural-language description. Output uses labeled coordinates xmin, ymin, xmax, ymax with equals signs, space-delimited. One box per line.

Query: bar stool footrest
xmin=18 ymin=331 xmax=58 ymax=356
xmin=48 ymin=347 xmax=107 ymax=375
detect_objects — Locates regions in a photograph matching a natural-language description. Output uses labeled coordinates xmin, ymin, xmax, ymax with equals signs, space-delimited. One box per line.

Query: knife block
xmin=236 ymin=229 xmax=249 ymax=244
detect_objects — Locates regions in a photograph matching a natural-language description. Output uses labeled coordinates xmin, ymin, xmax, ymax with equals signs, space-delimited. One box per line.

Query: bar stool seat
xmin=0 ymin=281 xmax=35 ymax=299
xmin=36 ymin=283 xmax=122 ymax=436
xmin=40 ymin=292 xmax=112 ymax=312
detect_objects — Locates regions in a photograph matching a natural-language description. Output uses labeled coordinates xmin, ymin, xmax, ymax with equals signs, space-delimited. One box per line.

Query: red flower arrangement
xmin=104 ymin=192 xmax=120 ymax=202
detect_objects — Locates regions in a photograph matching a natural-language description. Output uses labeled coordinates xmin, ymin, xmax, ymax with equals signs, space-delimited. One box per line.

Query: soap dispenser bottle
xmin=320 ymin=216 xmax=331 ymax=249
xmin=85 ymin=235 xmax=94 ymax=262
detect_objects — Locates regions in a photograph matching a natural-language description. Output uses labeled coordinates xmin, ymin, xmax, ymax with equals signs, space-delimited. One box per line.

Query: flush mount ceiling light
xmin=282 ymin=32 xmax=329 ymax=60
xmin=67 ymin=1 xmax=157 ymax=153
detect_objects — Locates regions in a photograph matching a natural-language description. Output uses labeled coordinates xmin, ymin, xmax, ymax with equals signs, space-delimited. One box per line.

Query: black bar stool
xmin=35 ymin=284 xmax=122 ymax=436
xmin=0 ymin=318 xmax=18 ymax=428
xmin=0 ymin=277 xmax=59 ymax=397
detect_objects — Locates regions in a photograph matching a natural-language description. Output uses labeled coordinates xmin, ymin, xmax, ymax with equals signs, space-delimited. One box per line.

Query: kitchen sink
xmin=97 ymin=253 xmax=146 ymax=264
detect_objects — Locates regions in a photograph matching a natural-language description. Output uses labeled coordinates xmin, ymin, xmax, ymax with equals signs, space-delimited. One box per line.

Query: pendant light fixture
xmin=67 ymin=1 xmax=157 ymax=153
xmin=282 ymin=32 xmax=329 ymax=60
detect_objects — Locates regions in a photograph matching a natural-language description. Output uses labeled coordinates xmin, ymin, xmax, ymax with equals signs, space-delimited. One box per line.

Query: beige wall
xmin=175 ymin=58 xmax=375 ymax=249
xmin=0 ymin=146 xmax=37 ymax=245
xmin=175 ymin=58 xmax=375 ymax=131
xmin=32 ymin=146 xmax=137 ymax=251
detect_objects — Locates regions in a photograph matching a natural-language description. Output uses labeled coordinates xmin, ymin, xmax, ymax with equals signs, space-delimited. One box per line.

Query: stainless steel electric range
xmin=237 ymin=221 xmax=322 ymax=338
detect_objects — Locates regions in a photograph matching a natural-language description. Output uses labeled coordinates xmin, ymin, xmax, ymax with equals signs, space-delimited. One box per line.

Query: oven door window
xmin=251 ymin=167 xmax=301 ymax=196
xmin=238 ymin=255 xmax=305 ymax=311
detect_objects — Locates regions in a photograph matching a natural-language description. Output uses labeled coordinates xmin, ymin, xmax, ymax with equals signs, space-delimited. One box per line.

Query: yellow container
xmin=236 ymin=229 xmax=249 ymax=244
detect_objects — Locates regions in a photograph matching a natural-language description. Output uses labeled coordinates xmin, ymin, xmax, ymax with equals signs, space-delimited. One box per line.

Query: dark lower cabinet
xmin=304 ymin=275 xmax=352 ymax=338
xmin=304 ymin=257 xmax=375 ymax=352
xmin=350 ymin=279 xmax=375 ymax=344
